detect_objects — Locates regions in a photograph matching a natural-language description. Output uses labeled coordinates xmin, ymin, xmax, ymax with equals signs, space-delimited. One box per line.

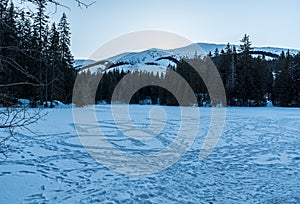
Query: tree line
xmin=211 ymin=35 xmax=300 ymax=107
xmin=0 ymin=0 xmax=75 ymax=107
xmin=76 ymin=35 xmax=300 ymax=107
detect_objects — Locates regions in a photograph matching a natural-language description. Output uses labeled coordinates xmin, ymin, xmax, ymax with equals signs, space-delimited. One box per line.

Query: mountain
xmin=74 ymin=59 xmax=96 ymax=70
xmin=196 ymin=42 xmax=299 ymax=56
xmin=75 ymin=42 xmax=300 ymax=74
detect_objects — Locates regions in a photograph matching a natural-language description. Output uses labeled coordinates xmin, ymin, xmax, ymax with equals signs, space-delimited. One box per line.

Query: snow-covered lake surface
xmin=1 ymin=106 xmax=300 ymax=203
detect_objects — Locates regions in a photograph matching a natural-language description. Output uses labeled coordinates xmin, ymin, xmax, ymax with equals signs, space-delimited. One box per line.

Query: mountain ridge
xmin=74 ymin=42 xmax=300 ymax=73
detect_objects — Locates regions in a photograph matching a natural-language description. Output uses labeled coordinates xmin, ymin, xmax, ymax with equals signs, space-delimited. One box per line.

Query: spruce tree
xmin=33 ymin=0 xmax=49 ymax=105
xmin=291 ymin=53 xmax=300 ymax=105
xmin=0 ymin=2 xmax=18 ymax=97
xmin=214 ymin=48 xmax=219 ymax=57
xmin=238 ymin=34 xmax=254 ymax=105
xmin=49 ymin=23 xmax=60 ymax=106
xmin=272 ymin=51 xmax=293 ymax=106
xmin=58 ymin=13 xmax=75 ymax=103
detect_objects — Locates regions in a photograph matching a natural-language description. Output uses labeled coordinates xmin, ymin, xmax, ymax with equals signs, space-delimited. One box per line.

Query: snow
xmin=1 ymin=106 xmax=299 ymax=203
xmin=251 ymin=54 xmax=274 ymax=60
xmin=194 ymin=42 xmax=300 ymax=56
xmin=109 ymin=48 xmax=177 ymax=64
xmin=254 ymin=46 xmax=299 ymax=56
xmin=108 ymin=64 xmax=169 ymax=74
xmin=74 ymin=59 xmax=96 ymax=70
xmin=76 ymin=43 xmax=300 ymax=75
xmin=105 ymin=48 xmax=178 ymax=74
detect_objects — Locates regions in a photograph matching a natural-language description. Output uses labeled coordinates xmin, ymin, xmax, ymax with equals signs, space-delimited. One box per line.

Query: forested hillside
xmin=77 ymin=35 xmax=300 ymax=107
xmin=1 ymin=1 xmax=299 ymax=107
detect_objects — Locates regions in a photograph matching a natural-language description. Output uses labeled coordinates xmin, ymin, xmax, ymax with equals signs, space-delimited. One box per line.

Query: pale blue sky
xmin=49 ymin=0 xmax=300 ymax=59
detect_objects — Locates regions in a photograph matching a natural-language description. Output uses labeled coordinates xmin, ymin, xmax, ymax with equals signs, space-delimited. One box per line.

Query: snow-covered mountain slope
xmin=77 ymin=49 xmax=180 ymax=74
xmin=74 ymin=59 xmax=96 ymax=70
xmin=109 ymin=49 xmax=178 ymax=67
xmin=75 ymin=42 xmax=300 ymax=74
xmin=194 ymin=42 xmax=300 ymax=56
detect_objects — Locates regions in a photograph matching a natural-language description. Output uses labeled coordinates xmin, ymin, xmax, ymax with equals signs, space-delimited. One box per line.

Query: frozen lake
xmin=0 ymin=106 xmax=300 ymax=203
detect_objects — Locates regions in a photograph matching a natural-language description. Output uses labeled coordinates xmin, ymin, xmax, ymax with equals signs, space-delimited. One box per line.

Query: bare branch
xmin=0 ymin=82 xmax=43 ymax=87
xmin=24 ymin=0 xmax=96 ymax=9
xmin=49 ymin=0 xmax=96 ymax=9
xmin=0 ymin=105 xmax=46 ymax=157
xmin=74 ymin=0 xmax=96 ymax=9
